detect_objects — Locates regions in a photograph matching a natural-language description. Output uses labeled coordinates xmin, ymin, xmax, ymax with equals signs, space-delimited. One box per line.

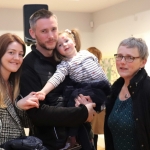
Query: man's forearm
xmin=27 ymin=104 xmax=88 ymax=127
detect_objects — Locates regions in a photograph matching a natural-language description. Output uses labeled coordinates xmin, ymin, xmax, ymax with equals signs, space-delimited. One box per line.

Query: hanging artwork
xmin=101 ymin=57 xmax=119 ymax=84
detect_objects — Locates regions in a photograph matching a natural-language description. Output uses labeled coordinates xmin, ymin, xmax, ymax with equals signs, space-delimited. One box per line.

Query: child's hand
xmin=35 ymin=91 xmax=46 ymax=100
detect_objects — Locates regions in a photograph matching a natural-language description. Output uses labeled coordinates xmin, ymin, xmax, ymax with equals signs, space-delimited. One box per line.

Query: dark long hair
xmin=0 ymin=33 xmax=26 ymax=107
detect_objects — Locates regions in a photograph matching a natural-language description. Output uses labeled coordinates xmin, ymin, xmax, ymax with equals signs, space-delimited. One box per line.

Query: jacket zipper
xmin=54 ymin=127 xmax=58 ymax=139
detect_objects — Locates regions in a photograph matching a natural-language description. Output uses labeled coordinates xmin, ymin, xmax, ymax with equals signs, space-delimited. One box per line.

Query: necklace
xmin=125 ymin=93 xmax=129 ymax=98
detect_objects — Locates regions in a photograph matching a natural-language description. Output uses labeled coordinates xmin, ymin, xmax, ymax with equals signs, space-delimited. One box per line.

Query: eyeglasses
xmin=114 ymin=54 xmax=140 ymax=63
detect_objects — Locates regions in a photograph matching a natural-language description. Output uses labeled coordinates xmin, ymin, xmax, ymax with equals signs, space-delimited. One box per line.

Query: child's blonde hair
xmin=54 ymin=28 xmax=81 ymax=62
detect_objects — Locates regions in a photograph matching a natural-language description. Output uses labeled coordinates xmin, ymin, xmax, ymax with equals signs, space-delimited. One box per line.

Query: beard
xmin=35 ymin=35 xmax=57 ymax=51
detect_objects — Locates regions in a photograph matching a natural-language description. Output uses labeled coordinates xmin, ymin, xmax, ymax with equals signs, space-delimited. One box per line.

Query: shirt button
xmin=141 ymin=145 xmax=144 ymax=147
xmin=136 ymin=118 xmax=138 ymax=121
xmin=132 ymin=92 xmax=134 ymax=94
xmin=130 ymin=86 xmax=132 ymax=88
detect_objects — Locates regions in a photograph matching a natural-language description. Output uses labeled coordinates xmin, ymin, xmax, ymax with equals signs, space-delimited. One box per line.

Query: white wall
xmin=92 ymin=0 xmax=150 ymax=75
xmin=0 ymin=8 xmax=93 ymax=54
xmin=1 ymin=1 xmax=150 ymax=74
xmin=54 ymin=11 xmax=93 ymax=49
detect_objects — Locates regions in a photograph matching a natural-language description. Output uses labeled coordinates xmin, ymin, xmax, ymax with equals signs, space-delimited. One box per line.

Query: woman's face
xmin=1 ymin=41 xmax=24 ymax=76
xmin=116 ymin=45 xmax=146 ymax=81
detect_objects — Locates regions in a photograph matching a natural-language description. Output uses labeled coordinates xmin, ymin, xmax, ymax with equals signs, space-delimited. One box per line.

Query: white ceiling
xmin=1 ymin=0 xmax=128 ymax=13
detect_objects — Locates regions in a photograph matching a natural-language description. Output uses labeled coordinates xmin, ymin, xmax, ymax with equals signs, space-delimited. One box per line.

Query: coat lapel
xmin=5 ymin=96 xmax=22 ymax=129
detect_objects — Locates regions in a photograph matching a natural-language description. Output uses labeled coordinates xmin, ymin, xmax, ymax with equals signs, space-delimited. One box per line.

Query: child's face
xmin=56 ymin=33 xmax=77 ymax=58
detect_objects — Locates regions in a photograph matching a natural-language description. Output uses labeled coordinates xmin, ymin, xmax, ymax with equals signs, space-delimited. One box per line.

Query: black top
xmin=20 ymin=45 xmax=88 ymax=149
xmin=108 ymin=97 xmax=136 ymax=150
xmin=104 ymin=68 xmax=150 ymax=150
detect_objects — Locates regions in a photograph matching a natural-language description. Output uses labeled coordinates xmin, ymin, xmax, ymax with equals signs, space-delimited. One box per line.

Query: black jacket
xmin=20 ymin=45 xmax=88 ymax=149
xmin=104 ymin=68 xmax=150 ymax=150
xmin=65 ymin=80 xmax=111 ymax=112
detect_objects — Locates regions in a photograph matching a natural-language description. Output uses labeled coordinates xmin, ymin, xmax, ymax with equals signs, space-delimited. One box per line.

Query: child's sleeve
xmin=48 ymin=61 xmax=69 ymax=87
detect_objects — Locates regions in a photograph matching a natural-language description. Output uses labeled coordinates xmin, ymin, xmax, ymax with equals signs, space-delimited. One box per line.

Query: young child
xmin=36 ymin=29 xmax=110 ymax=149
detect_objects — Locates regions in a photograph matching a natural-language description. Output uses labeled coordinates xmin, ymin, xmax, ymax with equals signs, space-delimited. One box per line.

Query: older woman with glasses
xmin=104 ymin=37 xmax=150 ymax=150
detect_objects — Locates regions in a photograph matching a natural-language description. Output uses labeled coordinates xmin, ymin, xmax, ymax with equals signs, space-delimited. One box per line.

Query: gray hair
xmin=29 ymin=9 xmax=57 ymax=29
xmin=118 ymin=37 xmax=149 ymax=59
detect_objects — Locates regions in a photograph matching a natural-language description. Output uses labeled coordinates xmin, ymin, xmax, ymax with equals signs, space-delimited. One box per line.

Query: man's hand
xmin=17 ymin=92 xmax=39 ymax=110
xmin=75 ymin=94 xmax=96 ymax=122
xmin=75 ymin=94 xmax=93 ymax=106
xmin=85 ymin=103 xmax=96 ymax=122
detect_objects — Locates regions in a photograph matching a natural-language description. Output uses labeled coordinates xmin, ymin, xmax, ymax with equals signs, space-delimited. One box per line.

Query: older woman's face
xmin=116 ymin=46 xmax=146 ymax=81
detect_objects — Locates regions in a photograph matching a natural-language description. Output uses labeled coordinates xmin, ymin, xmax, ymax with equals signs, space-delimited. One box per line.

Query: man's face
xmin=30 ymin=16 xmax=58 ymax=52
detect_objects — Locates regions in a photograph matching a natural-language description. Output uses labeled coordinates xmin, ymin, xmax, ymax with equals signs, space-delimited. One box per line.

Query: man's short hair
xmin=29 ymin=9 xmax=57 ymax=29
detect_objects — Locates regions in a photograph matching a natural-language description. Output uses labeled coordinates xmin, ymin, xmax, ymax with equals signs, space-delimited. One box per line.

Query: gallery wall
xmin=1 ymin=0 xmax=150 ymax=77
xmin=92 ymin=0 xmax=150 ymax=75
xmin=0 ymin=8 xmax=93 ymax=54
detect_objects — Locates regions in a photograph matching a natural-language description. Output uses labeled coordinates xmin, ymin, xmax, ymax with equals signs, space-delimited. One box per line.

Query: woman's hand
xmin=17 ymin=92 xmax=39 ymax=110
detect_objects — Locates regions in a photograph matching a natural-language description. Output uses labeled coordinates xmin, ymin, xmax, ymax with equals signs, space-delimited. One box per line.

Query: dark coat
xmin=104 ymin=68 xmax=150 ymax=150
xmin=20 ymin=45 xmax=88 ymax=149
xmin=64 ymin=80 xmax=111 ymax=112
xmin=0 ymin=95 xmax=25 ymax=146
